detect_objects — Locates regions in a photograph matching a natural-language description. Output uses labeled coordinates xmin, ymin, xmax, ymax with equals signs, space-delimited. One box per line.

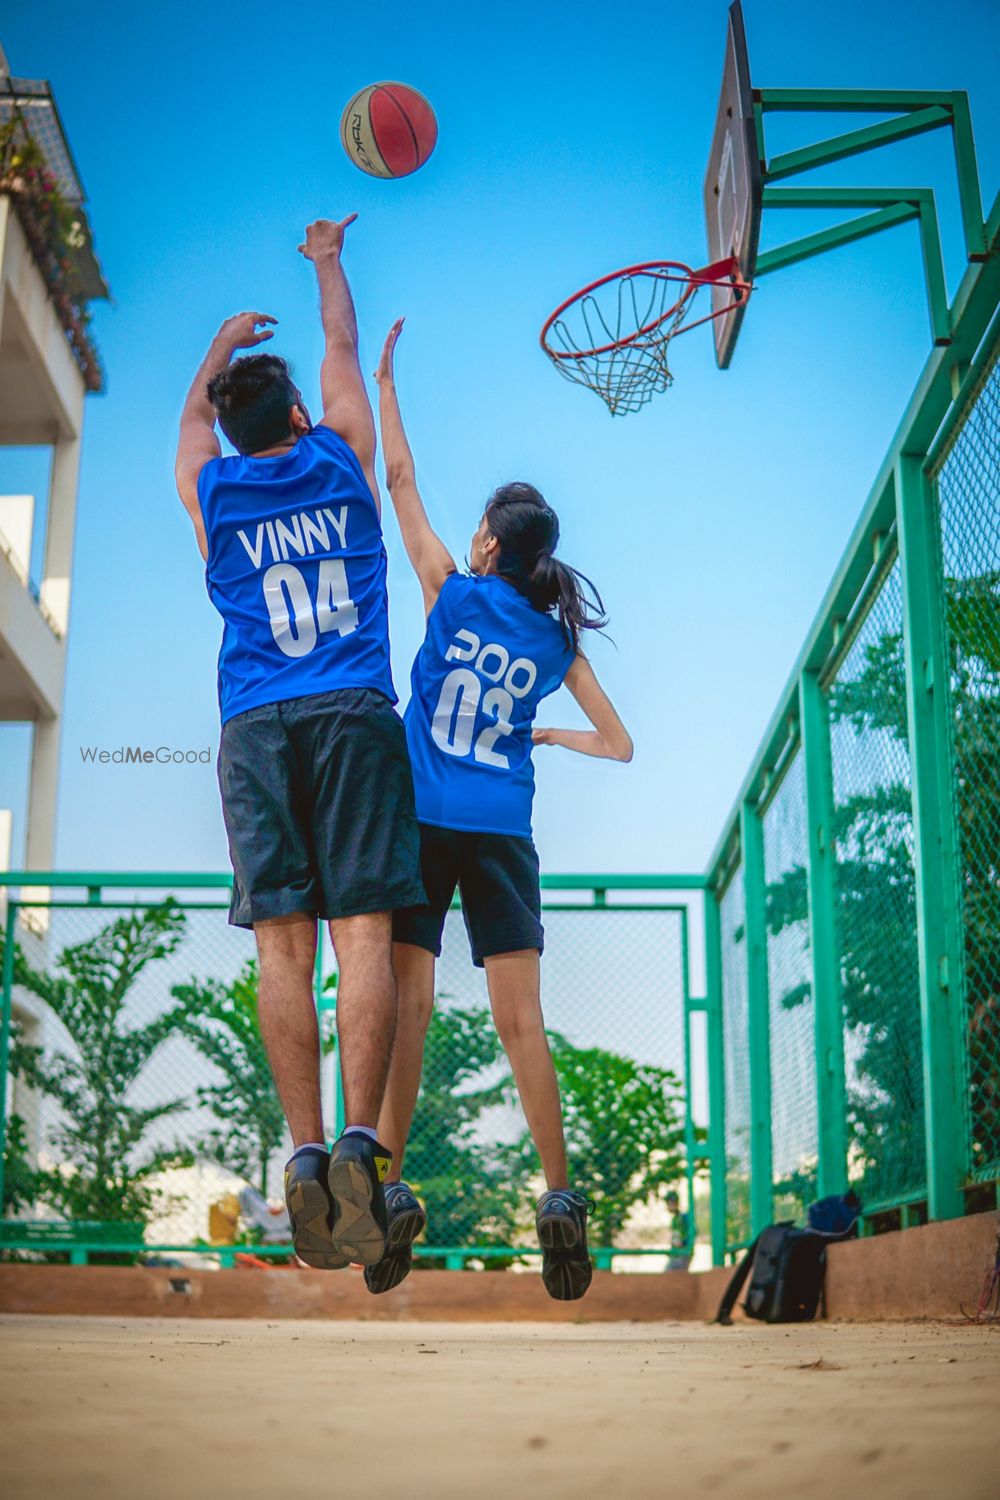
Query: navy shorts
xmin=218 ymin=687 xmax=426 ymax=929
xmin=392 ymin=823 xmax=544 ymax=967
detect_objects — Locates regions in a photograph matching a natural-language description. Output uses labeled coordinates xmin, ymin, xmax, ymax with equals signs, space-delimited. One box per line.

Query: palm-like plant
xmin=514 ymin=1035 xmax=690 ymax=1249
xmin=168 ymin=960 xmax=287 ymax=1194
xmin=5 ymin=902 xmax=191 ymax=1224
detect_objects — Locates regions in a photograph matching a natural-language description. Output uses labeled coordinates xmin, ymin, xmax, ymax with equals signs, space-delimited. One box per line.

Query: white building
xmin=0 ymin=46 xmax=107 ymax=1188
xmin=0 ymin=45 xmax=107 ymax=879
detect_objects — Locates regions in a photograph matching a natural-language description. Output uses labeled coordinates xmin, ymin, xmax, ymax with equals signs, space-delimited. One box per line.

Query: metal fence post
xmin=704 ymin=888 xmax=728 ymax=1266
xmin=681 ymin=913 xmax=698 ymax=1255
xmin=799 ymin=670 xmax=849 ymax=1196
xmin=740 ymin=801 xmax=773 ymax=1234
xmin=896 ymin=452 xmax=968 ymax=1219
xmin=0 ymin=900 xmax=18 ymax=1215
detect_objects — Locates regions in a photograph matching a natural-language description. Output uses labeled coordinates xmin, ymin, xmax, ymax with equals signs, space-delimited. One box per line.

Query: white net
xmin=542 ymin=265 xmax=697 ymax=416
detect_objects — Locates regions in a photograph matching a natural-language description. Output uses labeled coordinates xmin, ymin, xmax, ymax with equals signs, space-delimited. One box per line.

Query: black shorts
xmin=218 ymin=687 xmax=425 ymax=929
xmin=392 ymin=823 xmax=544 ymax=967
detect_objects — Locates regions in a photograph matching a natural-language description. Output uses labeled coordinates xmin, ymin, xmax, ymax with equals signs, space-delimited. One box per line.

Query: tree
xmin=2 ymin=1113 xmax=37 ymax=1216
xmin=405 ymin=1003 xmax=525 ymax=1256
xmin=169 ymin=960 xmax=286 ymax=1194
xmin=946 ymin=570 xmax=1000 ymax=1175
xmin=514 ymin=1035 xmax=690 ymax=1249
xmin=3 ymin=902 xmax=191 ymax=1225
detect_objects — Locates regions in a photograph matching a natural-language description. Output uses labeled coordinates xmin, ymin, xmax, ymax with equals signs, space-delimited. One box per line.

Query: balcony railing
xmin=0 ymin=75 xmax=108 ymax=393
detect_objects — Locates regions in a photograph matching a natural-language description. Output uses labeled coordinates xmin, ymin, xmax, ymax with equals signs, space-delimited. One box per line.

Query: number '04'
xmin=263 ymin=560 xmax=359 ymax=659
xmin=431 ymin=629 xmax=537 ymax=768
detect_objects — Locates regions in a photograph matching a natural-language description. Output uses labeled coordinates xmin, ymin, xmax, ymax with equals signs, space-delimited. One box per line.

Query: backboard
xmin=703 ymin=2 xmax=762 ymax=368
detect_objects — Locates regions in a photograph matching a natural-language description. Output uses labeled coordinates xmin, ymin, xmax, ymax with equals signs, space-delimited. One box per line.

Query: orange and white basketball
xmin=340 ymin=82 xmax=438 ymax=179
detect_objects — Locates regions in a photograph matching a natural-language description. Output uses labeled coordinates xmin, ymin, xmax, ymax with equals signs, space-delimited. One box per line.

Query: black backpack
xmin=714 ymin=1193 xmax=861 ymax=1326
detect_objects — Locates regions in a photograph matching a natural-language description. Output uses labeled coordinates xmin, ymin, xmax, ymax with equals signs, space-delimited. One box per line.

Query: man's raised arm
xmin=298 ymin=215 xmax=379 ymax=503
xmin=175 ymin=312 xmax=277 ymax=559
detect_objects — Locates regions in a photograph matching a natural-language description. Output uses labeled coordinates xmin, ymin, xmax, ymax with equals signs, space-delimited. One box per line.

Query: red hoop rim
xmin=540 ymin=255 xmax=750 ymax=361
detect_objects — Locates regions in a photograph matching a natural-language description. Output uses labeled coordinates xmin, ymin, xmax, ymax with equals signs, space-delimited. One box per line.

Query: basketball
xmin=340 ymin=82 xmax=438 ymax=179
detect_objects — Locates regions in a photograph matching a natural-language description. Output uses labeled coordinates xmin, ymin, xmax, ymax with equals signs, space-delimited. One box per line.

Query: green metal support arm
xmin=757 ymin=187 xmax=950 ymax=346
xmin=746 ymin=86 xmax=987 ymax=353
xmin=763 ymin=105 xmax=952 ymax=184
xmin=754 ymin=88 xmax=985 ymax=260
xmin=758 ymin=89 xmax=973 ymax=110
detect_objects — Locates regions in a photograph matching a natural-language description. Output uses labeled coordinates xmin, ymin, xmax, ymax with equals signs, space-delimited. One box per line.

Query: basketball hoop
xmin=540 ymin=256 xmax=751 ymax=415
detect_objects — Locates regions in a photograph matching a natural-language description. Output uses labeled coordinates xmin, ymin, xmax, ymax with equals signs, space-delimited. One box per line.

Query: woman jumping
xmin=367 ymin=319 xmax=633 ymax=1300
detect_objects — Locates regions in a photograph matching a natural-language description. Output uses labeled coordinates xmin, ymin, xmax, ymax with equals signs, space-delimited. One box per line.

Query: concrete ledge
xmin=0 ymin=1263 xmax=729 ymax=1322
xmin=1 ymin=1212 xmax=995 ymax=1322
xmin=825 ymin=1209 xmax=998 ymax=1320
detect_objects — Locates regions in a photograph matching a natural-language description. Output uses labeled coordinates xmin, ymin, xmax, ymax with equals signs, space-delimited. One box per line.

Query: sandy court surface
xmin=2 ymin=1316 xmax=998 ymax=1500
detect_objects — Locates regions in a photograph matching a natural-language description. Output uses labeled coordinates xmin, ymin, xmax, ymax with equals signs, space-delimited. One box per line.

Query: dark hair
xmin=484 ymin=481 xmax=608 ymax=652
xmin=206 ymin=353 xmax=301 ymax=455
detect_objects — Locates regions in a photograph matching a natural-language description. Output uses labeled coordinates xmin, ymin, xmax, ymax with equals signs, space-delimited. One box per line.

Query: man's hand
xmin=374 ymin=318 xmax=405 ymax=387
xmin=298 ymin=215 xmax=358 ymax=263
xmin=216 ymin=312 xmax=277 ymax=352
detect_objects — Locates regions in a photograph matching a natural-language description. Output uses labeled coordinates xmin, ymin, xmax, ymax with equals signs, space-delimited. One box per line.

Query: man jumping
xmin=174 ymin=215 xmax=424 ymax=1269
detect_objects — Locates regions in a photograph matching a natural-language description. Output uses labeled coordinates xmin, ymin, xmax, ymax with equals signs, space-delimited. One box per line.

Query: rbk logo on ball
xmin=339 ymin=81 xmax=438 ymax=179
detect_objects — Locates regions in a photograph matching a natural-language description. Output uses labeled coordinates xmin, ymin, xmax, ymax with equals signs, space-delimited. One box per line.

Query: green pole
xmin=799 ymin=671 xmax=849 ymax=1196
xmin=740 ymin=801 xmax=773 ymax=1235
xmin=0 ymin=901 xmax=18 ymax=1215
xmin=895 ymin=453 xmax=968 ymax=1219
xmin=704 ymin=888 xmax=727 ymax=1266
xmin=946 ymin=93 xmax=987 ymax=261
xmin=681 ymin=913 xmax=697 ymax=1257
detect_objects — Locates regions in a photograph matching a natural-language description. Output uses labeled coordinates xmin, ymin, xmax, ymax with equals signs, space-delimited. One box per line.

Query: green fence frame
xmin=0 ymin=871 xmax=707 ymax=1269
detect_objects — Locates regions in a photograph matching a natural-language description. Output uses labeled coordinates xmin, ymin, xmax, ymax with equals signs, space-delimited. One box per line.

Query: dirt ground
xmin=2 ymin=1316 xmax=998 ymax=1500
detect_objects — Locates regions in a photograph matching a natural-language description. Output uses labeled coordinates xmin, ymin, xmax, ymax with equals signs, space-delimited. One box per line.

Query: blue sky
xmin=2 ymin=0 xmax=998 ymax=879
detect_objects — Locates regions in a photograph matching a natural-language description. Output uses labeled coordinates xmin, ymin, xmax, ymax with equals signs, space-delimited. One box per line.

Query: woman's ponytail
xmin=485 ymin=483 xmax=608 ymax=652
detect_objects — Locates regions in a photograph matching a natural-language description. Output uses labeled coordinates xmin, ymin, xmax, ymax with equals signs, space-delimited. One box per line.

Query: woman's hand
xmin=375 ymin=317 xmax=405 ymax=386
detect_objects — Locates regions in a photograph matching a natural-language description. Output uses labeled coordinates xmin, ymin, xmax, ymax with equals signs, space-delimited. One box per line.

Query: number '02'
xmin=431 ymin=629 xmax=537 ymax=768
xmin=262 ymin=560 xmax=359 ymax=658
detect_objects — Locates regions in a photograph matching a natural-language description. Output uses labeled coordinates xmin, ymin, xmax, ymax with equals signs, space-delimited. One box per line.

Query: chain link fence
xmin=762 ymin=752 xmax=817 ymax=1222
xmin=934 ymin=345 xmax=1000 ymax=1187
xmin=719 ymin=869 xmax=751 ymax=1249
xmin=709 ymin=330 xmax=999 ymax=1255
xmin=0 ymin=885 xmax=696 ymax=1267
xmin=827 ymin=559 xmax=926 ymax=1211
xmin=2 ymin=896 xmax=287 ymax=1259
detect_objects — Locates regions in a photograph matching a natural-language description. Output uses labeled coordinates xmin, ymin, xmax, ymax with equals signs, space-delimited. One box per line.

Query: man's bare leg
xmin=377 ymin=943 xmax=436 ymax=1178
xmin=328 ymin=910 xmax=398 ymax=1129
xmin=254 ymin=914 xmax=323 ymax=1147
xmin=484 ymin=949 xmax=569 ymax=1190
xmin=323 ymin=910 xmax=399 ymax=1267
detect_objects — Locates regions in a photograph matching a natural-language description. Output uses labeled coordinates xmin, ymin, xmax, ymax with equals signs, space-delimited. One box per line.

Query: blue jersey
xmin=405 ymin=573 xmax=574 ymax=838
xmin=198 ymin=425 xmax=395 ymax=723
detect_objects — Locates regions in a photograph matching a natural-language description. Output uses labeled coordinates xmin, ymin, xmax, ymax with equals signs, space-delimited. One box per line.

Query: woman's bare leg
xmin=484 ymin=949 xmax=568 ymax=1190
